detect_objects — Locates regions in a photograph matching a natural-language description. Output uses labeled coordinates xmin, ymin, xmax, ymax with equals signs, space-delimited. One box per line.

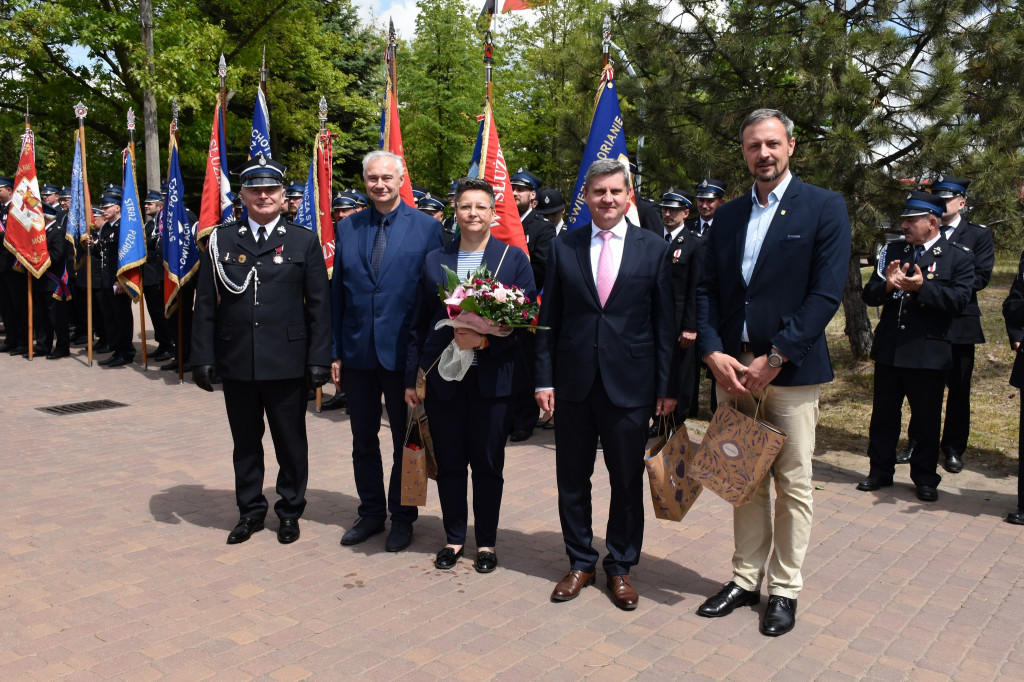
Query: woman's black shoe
xmin=434 ymin=546 xmax=463 ymax=569
xmin=474 ymin=551 xmax=497 ymax=573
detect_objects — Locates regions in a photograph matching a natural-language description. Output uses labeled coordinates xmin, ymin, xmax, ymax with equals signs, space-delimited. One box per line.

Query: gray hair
xmin=453 ymin=177 xmax=495 ymax=208
xmin=739 ymin=109 xmax=794 ymax=142
xmin=583 ymin=158 xmax=630 ymax=191
xmin=361 ymin=150 xmax=404 ymax=179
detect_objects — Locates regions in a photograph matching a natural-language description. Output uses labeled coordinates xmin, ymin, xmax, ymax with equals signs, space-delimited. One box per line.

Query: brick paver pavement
xmin=1 ymin=343 xmax=1022 ymax=680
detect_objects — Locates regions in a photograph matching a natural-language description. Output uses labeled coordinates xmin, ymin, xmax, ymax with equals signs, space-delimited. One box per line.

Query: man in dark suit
xmin=31 ymin=204 xmax=72 ymax=359
xmin=900 ymin=175 xmax=994 ymax=474
xmin=858 ymin=191 xmax=973 ymax=503
xmin=655 ymin=188 xmax=703 ymax=428
xmin=1002 ymin=251 xmax=1024 ymax=525
xmin=191 ymin=154 xmax=331 ymax=545
xmin=92 ymin=185 xmax=135 ymax=368
xmin=695 ymin=109 xmax=851 ymax=637
xmin=331 ymin=150 xmax=444 ymax=552
xmin=509 ymin=168 xmax=556 ymax=442
xmin=142 ymin=191 xmax=176 ymax=362
xmin=536 ymin=158 xmax=677 ymax=611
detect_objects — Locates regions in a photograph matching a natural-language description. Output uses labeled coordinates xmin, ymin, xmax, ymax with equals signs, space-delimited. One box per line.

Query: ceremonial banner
xmin=566 ymin=64 xmax=639 ymax=232
xmin=66 ymin=129 xmax=92 ymax=268
xmin=116 ymin=148 xmax=146 ymax=299
xmin=248 ymin=88 xmax=272 ymax=160
xmin=467 ymin=104 xmax=529 ymax=256
xmin=294 ymin=131 xmax=336 ymax=277
xmin=3 ymin=127 xmax=50 ymax=277
xmin=197 ymin=101 xmax=232 ymax=241
xmin=501 ymin=0 xmax=532 ymax=11
xmin=380 ymin=23 xmax=416 ymax=208
xmin=162 ymin=135 xmax=200 ymax=316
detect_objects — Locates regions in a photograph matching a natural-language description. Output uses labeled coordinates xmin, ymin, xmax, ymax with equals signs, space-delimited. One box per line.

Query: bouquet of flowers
xmin=432 ymin=262 xmax=545 ymax=381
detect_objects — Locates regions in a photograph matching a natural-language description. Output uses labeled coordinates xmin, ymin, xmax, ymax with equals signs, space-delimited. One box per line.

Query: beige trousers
xmin=716 ymin=366 xmax=821 ymax=599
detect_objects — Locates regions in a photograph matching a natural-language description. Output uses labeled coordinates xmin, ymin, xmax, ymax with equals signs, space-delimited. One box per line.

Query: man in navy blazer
xmin=331 ymin=150 xmax=444 ymax=552
xmin=695 ymin=109 xmax=851 ymax=636
xmin=535 ymin=158 xmax=677 ymax=611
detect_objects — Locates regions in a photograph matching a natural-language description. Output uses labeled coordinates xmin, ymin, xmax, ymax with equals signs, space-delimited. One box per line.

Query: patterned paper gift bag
xmin=409 ymin=405 xmax=438 ymax=481
xmin=645 ymin=423 xmax=703 ymax=521
xmin=400 ymin=417 xmax=429 ymax=506
xmin=690 ymin=402 xmax=787 ymax=507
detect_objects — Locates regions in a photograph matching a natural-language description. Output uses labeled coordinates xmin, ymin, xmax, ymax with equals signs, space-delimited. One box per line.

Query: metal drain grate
xmin=36 ymin=400 xmax=129 ymax=416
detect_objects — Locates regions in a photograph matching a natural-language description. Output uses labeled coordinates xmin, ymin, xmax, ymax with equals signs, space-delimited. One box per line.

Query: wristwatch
xmin=767 ymin=350 xmax=785 ymax=368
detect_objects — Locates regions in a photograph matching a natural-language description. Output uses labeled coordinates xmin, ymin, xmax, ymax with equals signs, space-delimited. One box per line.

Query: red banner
xmin=382 ymin=75 xmax=416 ymax=208
xmin=477 ymin=104 xmax=528 ymax=256
xmin=197 ymin=101 xmax=229 ymax=241
xmin=3 ymin=127 xmax=50 ymax=277
xmin=317 ymin=131 xmax=335 ymax=277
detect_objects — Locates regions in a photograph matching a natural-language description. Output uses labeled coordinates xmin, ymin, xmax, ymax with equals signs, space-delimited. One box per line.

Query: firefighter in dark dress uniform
xmin=1002 ymin=250 xmax=1024 ymax=525
xmin=32 ymin=204 xmax=72 ymax=358
xmin=857 ymin=191 xmax=973 ymax=503
xmin=191 ymin=154 xmax=331 ymax=545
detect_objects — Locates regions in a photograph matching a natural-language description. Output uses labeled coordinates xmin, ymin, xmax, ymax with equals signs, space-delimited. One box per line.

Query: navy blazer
xmin=535 ymin=221 xmax=676 ymax=408
xmin=331 ymin=201 xmax=444 ymax=371
xmin=696 ymin=176 xmax=851 ymax=386
xmin=1003 ymin=250 xmax=1024 ymax=389
xmin=405 ymin=237 xmax=537 ymax=401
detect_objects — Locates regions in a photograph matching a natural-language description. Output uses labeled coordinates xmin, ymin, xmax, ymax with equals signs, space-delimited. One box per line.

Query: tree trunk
xmin=140 ymin=0 xmax=160 ymax=192
xmin=843 ymin=253 xmax=873 ymax=359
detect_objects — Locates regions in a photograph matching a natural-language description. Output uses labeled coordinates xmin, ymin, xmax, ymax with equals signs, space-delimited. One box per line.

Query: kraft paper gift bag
xmin=645 ymin=422 xmax=703 ymax=521
xmin=690 ymin=402 xmax=787 ymax=507
xmin=400 ymin=417 xmax=429 ymax=506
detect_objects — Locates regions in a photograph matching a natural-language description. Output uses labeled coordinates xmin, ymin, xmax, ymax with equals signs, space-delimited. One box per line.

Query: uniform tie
xmin=596 ymin=230 xmax=615 ymax=307
xmin=371 ymin=217 xmax=388 ymax=277
xmin=257 ymin=226 xmax=267 ymax=248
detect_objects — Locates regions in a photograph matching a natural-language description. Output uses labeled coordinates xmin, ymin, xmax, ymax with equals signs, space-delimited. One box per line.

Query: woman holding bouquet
xmin=405 ymin=178 xmax=537 ymax=573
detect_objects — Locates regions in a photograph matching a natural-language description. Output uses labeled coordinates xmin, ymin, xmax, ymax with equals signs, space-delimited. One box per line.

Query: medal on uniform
xmin=238 ymin=254 xmax=246 ymax=264
xmin=274 ymin=245 xmax=284 ymax=264
xmin=672 ymin=248 xmax=682 ymax=263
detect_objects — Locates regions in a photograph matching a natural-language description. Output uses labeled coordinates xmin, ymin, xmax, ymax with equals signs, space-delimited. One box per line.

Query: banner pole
xmin=26 ymin=270 xmax=33 ymax=360
xmin=75 ymin=104 xmax=95 ymax=366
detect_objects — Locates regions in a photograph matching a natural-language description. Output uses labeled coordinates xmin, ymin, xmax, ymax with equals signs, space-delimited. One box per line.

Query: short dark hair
xmin=453 ymin=177 xmax=495 ymax=207
xmin=583 ymin=158 xmax=630 ymax=191
xmin=739 ymin=109 xmax=794 ymax=142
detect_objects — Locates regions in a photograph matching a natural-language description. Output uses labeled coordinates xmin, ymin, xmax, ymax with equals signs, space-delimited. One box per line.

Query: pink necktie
xmin=596 ymin=230 xmax=615 ymax=306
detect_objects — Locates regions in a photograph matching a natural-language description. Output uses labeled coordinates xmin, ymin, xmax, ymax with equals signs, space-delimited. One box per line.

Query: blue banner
xmin=116 ymin=149 xmax=147 ymax=299
xmin=294 ymin=151 xmax=317 ymax=233
xmin=248 ymin=89 xmax=272 ymax=160
xmin=163 ymin=137 xmax=200 ymax=305
xmin=66 ymin=130 xmax=89 ymax=266
xmin=566 ymin=69 xmax=631 ymax=231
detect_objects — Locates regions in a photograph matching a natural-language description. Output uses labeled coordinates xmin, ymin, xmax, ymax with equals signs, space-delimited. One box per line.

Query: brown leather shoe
xmin=551 ymin=569 xmax=595 ymax=602
xmin=607 ymin=574 xmax=639 ymax=610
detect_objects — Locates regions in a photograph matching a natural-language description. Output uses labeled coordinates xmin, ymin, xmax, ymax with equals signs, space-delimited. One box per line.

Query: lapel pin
xmin=780 ymin=210 xmax=787 ymax=215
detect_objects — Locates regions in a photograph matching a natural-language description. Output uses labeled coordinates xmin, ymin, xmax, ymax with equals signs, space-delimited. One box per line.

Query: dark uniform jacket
xmin=33 ymin=218 xmax=70 ymax=293
xmin=666 ymin=227 xmax=703 ymax=335
xmin=1003 ymin=250 xmax=1024 ymax=389
xmin=635 ymin=194 xmax=664 ymax=235
xmin=945 ymin=217 xmax=994 ymax=344
xmin=94 ymin=218 xmax=120 ymax=289
xmin=192 ymin=217 xmax=331 ymax=381
xmin=0 ymin=201 xmax=16 ymax=272
xmin=143 ymin=217 xmax=164 ymax=287
xmin=519 ymin=209 xmax=555 ymax=290
xmin=863 ymin=236 xmax=973 ymax=369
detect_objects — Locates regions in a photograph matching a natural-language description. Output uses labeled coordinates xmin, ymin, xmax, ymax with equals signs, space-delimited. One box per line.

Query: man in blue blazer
xmin=696 ymin=109 xmax=851 ymax=636
xmin=331 ymin=150 xmax=444 ymax=552
xmin=535 ymin=158 xmax=677 ymax=611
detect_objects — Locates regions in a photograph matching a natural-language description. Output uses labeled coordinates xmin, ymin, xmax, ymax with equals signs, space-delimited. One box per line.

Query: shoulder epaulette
xmin=951 ymin=242 xmax=971 ymax=253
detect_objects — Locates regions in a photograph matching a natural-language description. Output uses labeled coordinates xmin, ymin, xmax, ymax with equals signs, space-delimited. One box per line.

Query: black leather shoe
xmin=340 ymin=517 xmax=385 ymax=545
xmin=943 ymin=453 xmax=963 ymax=474
xmin=47 ymin=348 xmax=70 ymax=360
xmin=509 ymin=430 xmax=531 ymax=443
xmin=916 ymin=486 xmax=938 ymax=502
xmin=33 ymin=344 xmax=50 ymax=355
xmin=70 ymin=335 xmax=88 ymax=346
xmin=98 ymin=352 xmax=122 ymax=366
xmin=105 ymin=353 xmax=132 ymax=368
xmin=385 ymin=521 xmax=414 ymax=552
xmin=277 ymin=518 xmax=300 ymax=544
xmin=227 ymin=517 xmax=264 ymax=544
xmin=152 ymin=348 xmax=176 ymax=362
xmin=1006 ymin=509 xmax=1024 ymax=525
xmin=856 ymin=476 xmax=893 ymax=492
xmin=320 ymin=392 xmax=348 ymax=410
xmin=9 ymin=346 xmax=28 ymax=356
xmin=93 ymin=343 xmax=113 ymax=354
xmin=0 ymin=340 xmax=14 ymax=352
xmin=474 ymin=551 xmax=497 ymax=574
xmin=697 ymin=581 xmax=760 ymax=618
xmin=434 ymin=546 xmax=463 ymax=569
xmin=760 ymin=596 xmax=797 ymax=636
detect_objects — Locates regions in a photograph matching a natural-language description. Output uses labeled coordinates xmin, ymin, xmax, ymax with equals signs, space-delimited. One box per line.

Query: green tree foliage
xmin=401 ymin=0 xmax=481 ymax=194
xmin=0 ymin=0 xmax=381 ymax=204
